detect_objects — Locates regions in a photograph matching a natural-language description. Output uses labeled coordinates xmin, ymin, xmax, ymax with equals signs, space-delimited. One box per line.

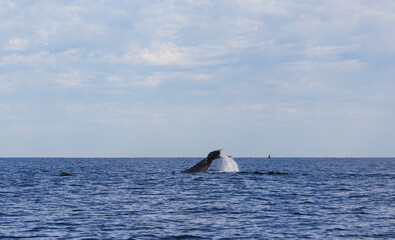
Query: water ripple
xmin=0 ymin=157 xmax=394 ymax=239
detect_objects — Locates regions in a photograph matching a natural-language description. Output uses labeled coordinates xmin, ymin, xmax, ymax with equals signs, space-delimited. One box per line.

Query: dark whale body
xmin=182 ymin=149 xmax=222 ymax=173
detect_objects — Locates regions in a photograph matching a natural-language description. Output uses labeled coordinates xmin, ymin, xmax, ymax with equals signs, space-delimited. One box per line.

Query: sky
xmin=1 ymin=0 xmax=394 ymax=157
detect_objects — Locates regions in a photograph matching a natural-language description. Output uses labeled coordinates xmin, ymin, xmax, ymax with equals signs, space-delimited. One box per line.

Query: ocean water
xmin=0 ymin=157 xmax=394 ymax=239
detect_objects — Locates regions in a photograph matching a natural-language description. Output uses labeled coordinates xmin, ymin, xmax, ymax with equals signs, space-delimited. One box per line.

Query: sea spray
xmin=219 ymin=151 xmax=239 ymax=172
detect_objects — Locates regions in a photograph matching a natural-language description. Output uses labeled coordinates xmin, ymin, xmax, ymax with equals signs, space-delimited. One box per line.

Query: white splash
xmin=219 ymin=151 xmax=239 ymax=172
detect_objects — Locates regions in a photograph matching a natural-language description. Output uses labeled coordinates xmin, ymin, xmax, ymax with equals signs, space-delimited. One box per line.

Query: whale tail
xmin=182 ymin=149 xmax=222 ymax=173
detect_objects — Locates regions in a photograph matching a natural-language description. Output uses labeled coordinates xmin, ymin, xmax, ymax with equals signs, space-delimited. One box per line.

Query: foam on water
xmin=219 ymin=151 xmax=239 ymax=172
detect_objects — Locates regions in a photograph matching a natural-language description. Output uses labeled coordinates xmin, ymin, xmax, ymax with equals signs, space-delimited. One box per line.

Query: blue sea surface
xmin=0 ymin=157 xmax=394 ymax=239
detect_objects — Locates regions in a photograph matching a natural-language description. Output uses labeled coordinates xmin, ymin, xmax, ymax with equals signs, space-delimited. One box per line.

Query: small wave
xmin=0 ymin=212 xmax=17 ymax=217
xmin=159 ymin=235 xmax=207 ymax=240
xmin=267 ymin=171 xmax=288 ymax=175
xmin=325 ymin=227 xmax=347 ymax=232
xmin=341 ymin=173 xmax=395 ymax=178
xmin=128 ymin=234 xmax=157 ymax=240
xmin=238 ymin=171 xmax=288 ymax=175
xmin=1 ymin=234 xmax=50 ymax=239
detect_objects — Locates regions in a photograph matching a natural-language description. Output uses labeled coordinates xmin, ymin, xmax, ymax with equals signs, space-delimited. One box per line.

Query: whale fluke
xmin=182 ymin=149 xmax=222 ymax=173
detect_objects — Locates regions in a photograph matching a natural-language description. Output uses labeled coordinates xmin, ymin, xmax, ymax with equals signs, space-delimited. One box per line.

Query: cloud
xmin=236 ymin=0 xmax=289 ymax=16
xmin=0 ymin=73 xmax=19 ymax=93
xmin=304 ymin=45 xmax=358 ymax=58
xmin=136 ymin=72 xmax=213 ymax=87
xmin=246 ymin=103 xmax=266 ymax=111
xmin=1 ymin=0 xmax=394 ymax=156
xmin=151 ymin=112 xmax=169 ymax=124
xmin=265 ymin=77 xmax=328 ymax=92
xmin=0 ymin=51 xmax=50 ymax=67
xmin=279 ymin=108 xmax=300 ymax=115
xmin=52 ymin=70 xmax=90 ymax=87
xmin=126 ymin=42 xmax=186 ymax=66
xmin=284 ymin=59 xmax=363 ymax=71
xmin=120 ymin=41 xmax=235 ymax=67
xmin=137 ymin=76 xmax=162 ymax=87
xmin=0 ymin=0 xmax=15 ymax=12
xmin=0 ymin=104 xmax=15 ymax=120
xmin=106 ymin=76 xmax=123 ymax=85
xmin=4 ymin=38 xmax=28 ymax=51
xmin=60 ymin=102 xmax=172 ymax=126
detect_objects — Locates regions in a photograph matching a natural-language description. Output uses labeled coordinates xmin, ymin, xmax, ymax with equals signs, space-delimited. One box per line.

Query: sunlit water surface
xmin=0 ymin=157 xmax=394 ymax=239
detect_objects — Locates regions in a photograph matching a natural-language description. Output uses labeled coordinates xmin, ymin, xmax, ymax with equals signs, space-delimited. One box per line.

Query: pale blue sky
xmin=1 ymin=0 xmax=394 ymax=157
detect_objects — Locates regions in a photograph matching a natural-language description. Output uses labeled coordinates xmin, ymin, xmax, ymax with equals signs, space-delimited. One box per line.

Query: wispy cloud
xmin=245 ymin=103 xmax=266 ymax=111
xmin=52 ymin=70 xmax=91 ymax=88
xmin=4 ymin=38 xmax=28 ymax=51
